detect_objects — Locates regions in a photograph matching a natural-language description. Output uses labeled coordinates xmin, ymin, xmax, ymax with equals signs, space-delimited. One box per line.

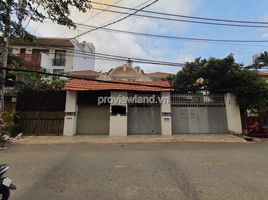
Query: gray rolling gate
xmin=171 ymin=94 xmax=228 ymax=134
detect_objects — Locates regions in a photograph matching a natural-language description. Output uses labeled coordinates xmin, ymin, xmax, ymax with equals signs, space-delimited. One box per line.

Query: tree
xmin=169 ymin=55 xmax=268 ymax=110
xmin=0 ymin=0 xmax=91 ymax=110
xmin=249 ymin=51 xmax=268 ymax=69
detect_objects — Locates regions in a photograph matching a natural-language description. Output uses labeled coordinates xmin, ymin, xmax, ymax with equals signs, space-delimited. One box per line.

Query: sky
xmin=26 ymin=0 xmax=268 ymax=74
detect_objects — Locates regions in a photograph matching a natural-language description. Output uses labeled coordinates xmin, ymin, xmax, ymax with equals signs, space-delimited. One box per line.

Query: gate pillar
xmin=63 ymin=91 xmax=78 ymax=136
xmin=161 ymin=92 xmax=172 ymax=136
xmin=224 ymin=93 xmax=242 ymax=134
xmin=109 ymin=91 xmax=128 ymax=136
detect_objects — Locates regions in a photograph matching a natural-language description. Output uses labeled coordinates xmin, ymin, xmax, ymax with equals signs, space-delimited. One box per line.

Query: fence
xmin=17 ymin=112 xmax=65 ymax=136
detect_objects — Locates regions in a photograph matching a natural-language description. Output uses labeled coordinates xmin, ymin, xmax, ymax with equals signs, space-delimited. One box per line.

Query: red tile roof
xmin=65 ymin=79 xmax=173 ymax=92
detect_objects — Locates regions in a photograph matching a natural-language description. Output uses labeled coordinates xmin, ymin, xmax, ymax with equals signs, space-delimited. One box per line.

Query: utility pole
xmin=0 ymin=0 xmax=11 ymax=111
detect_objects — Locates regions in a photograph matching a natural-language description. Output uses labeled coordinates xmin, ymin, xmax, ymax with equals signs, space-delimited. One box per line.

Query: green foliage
xmin=1 ymin=0 xmax=91 ymax=39
xmin=0 ymin=110 xmax=18 ymax=133
xmin=250 ymin=51 xmax=268 ymax=69
xmin=8 ymin=68 xmax=66 ymax=91
xmin=170 ymin=55 xmax=268 ymax=110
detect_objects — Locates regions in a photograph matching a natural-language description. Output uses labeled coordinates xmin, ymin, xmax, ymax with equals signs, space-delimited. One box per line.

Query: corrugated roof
xmin=64 ymin=79 xmax=173 ymax=92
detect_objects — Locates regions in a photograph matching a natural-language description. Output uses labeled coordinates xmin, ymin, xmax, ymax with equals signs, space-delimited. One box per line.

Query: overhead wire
xmin=91 ymin=7 xmax=268 ymax=28
xmin=90 ymin=1 xmax=268 ymax=25
xmin=73 ymin=0 xmax=159 ymax=38
xmin=1 ymin=66 xmax=174 ymax=89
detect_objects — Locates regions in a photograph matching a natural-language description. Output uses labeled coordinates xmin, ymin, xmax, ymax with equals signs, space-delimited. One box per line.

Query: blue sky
xmin=28 ymin=0 xmax=268 ymax=73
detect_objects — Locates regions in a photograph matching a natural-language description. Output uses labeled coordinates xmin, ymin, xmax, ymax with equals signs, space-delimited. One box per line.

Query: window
xmin=53 ymin=69 xmax=65 ymax=75
xmin=54 ymin=50 xmax=66 ymax=66
xmin=111 ymin=105 xmax=127 ymax=116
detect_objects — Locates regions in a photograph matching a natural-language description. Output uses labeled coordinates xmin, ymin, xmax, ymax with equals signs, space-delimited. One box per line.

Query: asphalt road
xmin=1 ymin=142 xmax=268 ymax=200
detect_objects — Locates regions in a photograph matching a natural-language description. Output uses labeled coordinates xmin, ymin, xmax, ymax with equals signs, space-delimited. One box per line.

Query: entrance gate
xmin=171 ymin=94 xmax=228 ymax=134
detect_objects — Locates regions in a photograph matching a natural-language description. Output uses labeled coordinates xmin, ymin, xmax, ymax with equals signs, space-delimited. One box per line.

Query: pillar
xmin=109 ymin=91 xmax=128 ymax=136
xmin=63 ymin=91 xmax=78 ymax=136
xmin=161 ymin=92 xmax=172 ymax=136
xmin=224 ymin=93 xmax=242 ymax=134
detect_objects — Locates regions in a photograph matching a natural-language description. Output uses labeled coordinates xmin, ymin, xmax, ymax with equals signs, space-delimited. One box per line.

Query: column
xmin=161 ymin=92 xmax=172 ymax=136
xmin=224 ymin=93 xmax=242 ymax=134
xmin=109 ymin=91 xmax=128 ymax=136
xmin=63 ymin=91 xmax=78 ymax=136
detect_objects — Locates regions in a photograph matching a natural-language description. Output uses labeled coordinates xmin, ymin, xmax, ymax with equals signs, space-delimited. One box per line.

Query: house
xmin=10 ymin=37 xmax=95 ymax=74
xmin=63 ymin=64 xmax=242 ymax=136
xmin=68 ymin=65 xmax=172 ymax=81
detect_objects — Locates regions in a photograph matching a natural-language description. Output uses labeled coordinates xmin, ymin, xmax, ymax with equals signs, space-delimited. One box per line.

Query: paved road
xmin=1 ymin=142 xmax=268 ymax=200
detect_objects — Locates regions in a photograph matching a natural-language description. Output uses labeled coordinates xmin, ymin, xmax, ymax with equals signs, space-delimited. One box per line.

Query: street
xmin=1 ymin=142 xmax=268 ymax=200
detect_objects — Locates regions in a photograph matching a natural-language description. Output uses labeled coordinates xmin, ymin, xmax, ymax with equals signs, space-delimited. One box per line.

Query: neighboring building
xmin=69 ymin=64 xmax=173 ymax=81
xmin=10 ymin=37 xmax=95 ymax=74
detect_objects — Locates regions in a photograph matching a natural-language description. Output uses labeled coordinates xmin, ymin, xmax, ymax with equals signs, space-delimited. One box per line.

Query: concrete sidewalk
xmin=9 ymin=134 xmax=247 ymax=145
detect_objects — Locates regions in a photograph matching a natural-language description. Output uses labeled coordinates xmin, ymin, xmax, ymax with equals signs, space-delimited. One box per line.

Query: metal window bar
xmin=171 ymin=93 xmax=225 ymax=107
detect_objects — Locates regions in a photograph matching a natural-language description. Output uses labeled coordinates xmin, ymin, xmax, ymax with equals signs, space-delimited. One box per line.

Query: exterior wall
xmin=161 ymin=92 xmax=172 ymax=136
xmin=10 ymin=38 xmax=96 ymax=73
xmin=109 ymin=91 xmax=128 ymax=136
xmin=63 ymin=91 xmax=78 ymax=136
xmin=72 ymin=40 xmax=95 ymax=71
xmin=224 ymin=93 xmax=243 ymax=134
xmin=40 ymin=53 xmax=53 ymax=72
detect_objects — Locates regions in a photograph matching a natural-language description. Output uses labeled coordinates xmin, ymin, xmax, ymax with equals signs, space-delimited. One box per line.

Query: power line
xmin=1 ymin=67 xmax=173 ymax=89
xmin=80 ymin=0 xmax=124 ymax=24
xmin=8 ymin=39 xmax=185 ymax=67
xmin=91 ymin=8 xmax=268 ymax=28
xmin=73 ymin=0 xmax=159 ymax=38
xmin=90 ymin=1 xmax=268 ymax=25
xmin=76 ymin=23 xmax=268 ymax=44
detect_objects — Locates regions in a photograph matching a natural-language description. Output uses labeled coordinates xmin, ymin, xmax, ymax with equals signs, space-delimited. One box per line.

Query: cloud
xmin=27 ymin=0 xmax=201 ymax=73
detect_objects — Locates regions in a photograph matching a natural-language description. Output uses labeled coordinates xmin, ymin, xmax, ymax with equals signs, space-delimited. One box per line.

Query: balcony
xmin=19 ymin=54 xmax=41 ymax=69
xmin=53 ymin=58 xmax=66 ymax=66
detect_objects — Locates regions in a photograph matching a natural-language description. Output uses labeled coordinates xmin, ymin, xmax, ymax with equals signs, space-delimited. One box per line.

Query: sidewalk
xmin=9 ymin=134 xmax=247 ymax=145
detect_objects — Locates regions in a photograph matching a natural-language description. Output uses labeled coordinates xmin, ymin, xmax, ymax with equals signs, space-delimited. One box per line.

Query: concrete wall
xmin=109 ymin=91 xmax=128 ymax=136
xmin=72 ymin=40 xmax=95 ymax=71
xmin=224 ymin=93 xmax=243 ymax=134
xmin=161 ymin=92 xmax=172 ymax=136
xmin=40 ymin=53 xmax=53 ymax=72
xmin=63 ymin=91 xmax=78 ymax=136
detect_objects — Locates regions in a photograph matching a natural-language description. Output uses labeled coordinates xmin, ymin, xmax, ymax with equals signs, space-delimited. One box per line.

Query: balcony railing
xmin=53 ymin=59 xmax=66 ymax=66
xmin=19 ymin=54 xmax=41 ymax=69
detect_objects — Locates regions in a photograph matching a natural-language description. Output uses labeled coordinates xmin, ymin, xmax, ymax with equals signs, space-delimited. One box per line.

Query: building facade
xmin=10 ymin=37 xmax=95 ymax=73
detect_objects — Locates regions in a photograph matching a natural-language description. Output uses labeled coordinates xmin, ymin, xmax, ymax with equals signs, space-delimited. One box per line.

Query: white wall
xmin=224 ymin=93 xmax=243 ymax=134
xmin=72 ymin=40 xmax=95 ymax=71
xmin=63 ymin=91 xmax=78 ymax=136
xmin=40 ymin=53 xmax=53 ymax=72
xmin=109 ymin=91 xmax=128 ymax=136
xmin=161 ymin=92 xmax=172 ymax=136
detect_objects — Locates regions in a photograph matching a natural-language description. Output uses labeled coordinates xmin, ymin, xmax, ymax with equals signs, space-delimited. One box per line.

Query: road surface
xmin=1 ymin=142 xmax=268 ymax=200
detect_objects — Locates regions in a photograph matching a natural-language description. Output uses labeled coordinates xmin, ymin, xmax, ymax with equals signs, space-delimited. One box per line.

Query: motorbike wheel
xmin=0 ymin=185 xmax=10 ymax=200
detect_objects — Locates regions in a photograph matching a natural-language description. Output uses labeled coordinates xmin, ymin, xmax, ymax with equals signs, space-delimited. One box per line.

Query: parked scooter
xmin=0 ymin=133 xmax=9 ymax=150
xmin=0 ymin=164 xmax=16 ymax=200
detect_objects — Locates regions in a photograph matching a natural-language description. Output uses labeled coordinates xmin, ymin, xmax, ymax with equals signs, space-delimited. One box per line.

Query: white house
xmin=10 ymin=37 xmax=95 ymax=74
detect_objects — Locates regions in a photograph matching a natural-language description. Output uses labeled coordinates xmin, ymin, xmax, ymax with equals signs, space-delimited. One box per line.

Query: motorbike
xmin=0 ymin=132 xmax=9 ymax=149
xmin=0 ymin=164 xmax=16 ymax=200
xmin=247 ymin=122 xmax=268 ymax=138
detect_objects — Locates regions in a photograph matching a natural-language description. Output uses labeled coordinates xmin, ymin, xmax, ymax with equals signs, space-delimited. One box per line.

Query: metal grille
xmin=171 ymin=93 xmax=225 ymax=107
